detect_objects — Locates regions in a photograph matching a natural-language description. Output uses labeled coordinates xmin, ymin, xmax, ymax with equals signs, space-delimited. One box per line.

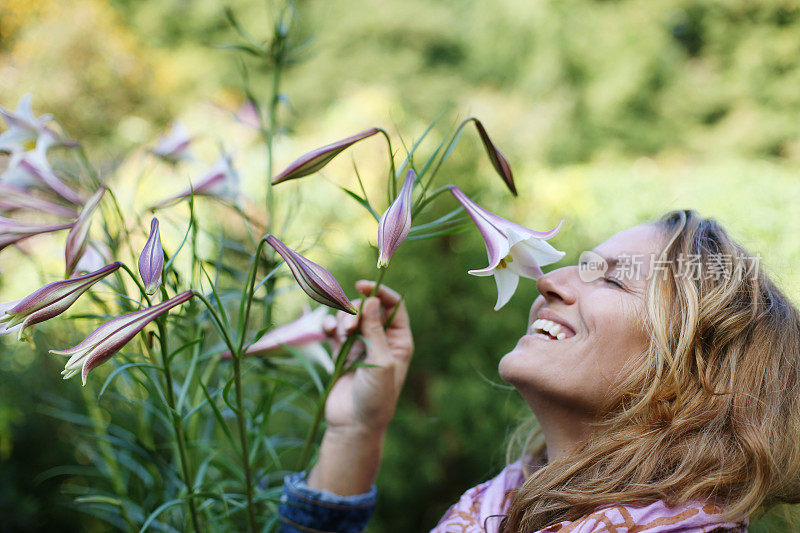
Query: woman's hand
xmin=307 ymin=280 xmax=414 ymax=494
xmin=323 ymin=280 xmax=414 ymax=432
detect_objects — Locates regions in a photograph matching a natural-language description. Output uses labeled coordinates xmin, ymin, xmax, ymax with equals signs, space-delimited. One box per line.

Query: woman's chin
xmin=499 ymin=335 xmax=564 ymax=385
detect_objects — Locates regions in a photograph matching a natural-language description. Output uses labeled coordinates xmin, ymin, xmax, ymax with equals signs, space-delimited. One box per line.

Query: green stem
xmin=156 ymin=314 xmax=202 ymax=533
xmin=231 ymin=350 xmax=257 ymax=532
xmin=376 ymin=128 xmax=397 ymax=201
xmin=80 ymin=385 xmax=137 ymax=530
xmin=118 ymin=263 xmax=152 ymax=307
xmin=358 ymin=267 xmax=388 ymax=316
xmin=413 ymin=118 xmax=472 ymax=212
xmin=411 ymin=185 xmax=451 ymax=218
xmin=262 ymin=50 xmax=283 ymax=328
xmin=230 ymin=237 xmax=268 ymax=533
xmin=192 ymin=291 xmax=237 ymax=355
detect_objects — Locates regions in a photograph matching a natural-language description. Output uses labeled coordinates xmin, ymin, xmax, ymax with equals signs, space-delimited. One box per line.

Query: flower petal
xmin=65 ymin=187 xmax=105 ymax=277
xmin=0 ymin=215 xmax=73 ymax=252
xmin=493 ymin=268 xmax=519 ymax=311
xmin=449 ymin=186 xmax=510 ymax=271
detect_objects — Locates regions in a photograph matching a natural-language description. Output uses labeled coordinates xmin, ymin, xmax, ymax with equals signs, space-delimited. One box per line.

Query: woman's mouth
xmin=528 ymin=319 xmax=573 ymax=341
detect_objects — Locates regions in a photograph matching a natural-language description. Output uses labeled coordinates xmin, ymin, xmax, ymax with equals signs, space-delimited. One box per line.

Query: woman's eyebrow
xmin=588 ymin=250 xmax=619 ymax=269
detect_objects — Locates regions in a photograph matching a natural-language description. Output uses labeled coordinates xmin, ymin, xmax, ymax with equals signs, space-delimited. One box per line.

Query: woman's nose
xmin=536 ymin=266 xmax=578 ymax=305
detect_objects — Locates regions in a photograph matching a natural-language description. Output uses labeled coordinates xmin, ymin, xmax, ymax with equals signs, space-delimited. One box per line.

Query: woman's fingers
xmin=355 ymin=280 xmax=410 ymax=331
xmin=359 ymin=297 xmax=392 ymax=365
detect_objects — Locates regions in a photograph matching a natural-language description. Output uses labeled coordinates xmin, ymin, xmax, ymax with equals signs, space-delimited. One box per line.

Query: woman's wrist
xmin=306 ymin=425 xmax=387 ymax=495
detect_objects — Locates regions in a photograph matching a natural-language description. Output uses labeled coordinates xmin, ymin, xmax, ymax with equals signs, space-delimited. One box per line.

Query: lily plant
xmin=0 ymin=80 xmax=566 ymax=533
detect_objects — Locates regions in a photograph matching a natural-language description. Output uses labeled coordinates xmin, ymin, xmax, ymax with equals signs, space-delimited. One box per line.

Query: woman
xmin=278 ymin=210 xmax=800 ymax=532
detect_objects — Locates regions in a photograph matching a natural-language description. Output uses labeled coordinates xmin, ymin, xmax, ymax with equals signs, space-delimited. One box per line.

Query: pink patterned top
xmin=431 ymin=460 xmax=749 ymax=533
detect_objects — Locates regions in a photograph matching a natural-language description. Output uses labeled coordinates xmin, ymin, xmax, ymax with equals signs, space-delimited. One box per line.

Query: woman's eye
xmin=604 ymin=277 xmax=624 ymax=288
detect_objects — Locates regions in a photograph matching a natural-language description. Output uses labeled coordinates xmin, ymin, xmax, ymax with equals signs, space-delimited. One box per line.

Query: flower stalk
xmin=154 ymin=295 xmax=203 ymax=533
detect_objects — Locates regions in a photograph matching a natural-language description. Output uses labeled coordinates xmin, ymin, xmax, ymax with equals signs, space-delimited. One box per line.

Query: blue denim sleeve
xmin=278 ymin=471 xmax=377 ymax=533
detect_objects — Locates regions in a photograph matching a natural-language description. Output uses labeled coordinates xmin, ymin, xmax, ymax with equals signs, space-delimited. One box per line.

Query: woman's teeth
xmin=530 ymin=319 xmax=567 ymax=340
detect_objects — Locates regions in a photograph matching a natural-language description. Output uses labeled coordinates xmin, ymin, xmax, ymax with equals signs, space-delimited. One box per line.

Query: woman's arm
xmin=277 ymin=280 xmax=414 ymax=531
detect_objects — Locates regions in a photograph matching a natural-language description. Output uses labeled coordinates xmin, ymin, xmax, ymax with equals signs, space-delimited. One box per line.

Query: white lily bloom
xmin=449 ymin=185 xmax=565 ymax=310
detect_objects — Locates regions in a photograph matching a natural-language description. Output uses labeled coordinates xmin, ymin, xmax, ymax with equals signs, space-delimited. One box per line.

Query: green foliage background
xmin=2 ymin=0 xmax=800 ymax=531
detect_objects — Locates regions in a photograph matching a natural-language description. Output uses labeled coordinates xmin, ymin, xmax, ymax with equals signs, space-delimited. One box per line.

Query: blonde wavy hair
xmin=500 ymin=209 xmax=800 ymax=532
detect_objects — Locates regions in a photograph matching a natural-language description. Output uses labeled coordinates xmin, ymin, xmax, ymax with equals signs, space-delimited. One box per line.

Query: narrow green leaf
xmin=407 ymin=223 xmax=471 ymax=241
xmin=197 ymin=379 xmax=238 ymax=448
xmin=215 ymin=42 xmax=265 ymax=57
xmin=98 ymin=362 xmax=161 ymax=401
xmin=338 ymin=186 xmax=380 ymax=221
xmin=139 ymin=498 xmax=185 ymax=533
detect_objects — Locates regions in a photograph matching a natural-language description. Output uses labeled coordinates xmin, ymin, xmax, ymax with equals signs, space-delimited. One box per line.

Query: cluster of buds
xmin=0 ymin=210 xmax=179 ymax=385
xmin=270 ymin=119 xmax=564 ymax=310
xmin=1 ymin=92 xmax=566 ymax=391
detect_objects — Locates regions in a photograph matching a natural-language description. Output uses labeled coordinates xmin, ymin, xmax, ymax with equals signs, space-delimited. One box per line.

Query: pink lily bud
xmin=265 ymin=235 xmax=357 ymax=315
xmin=154 ymin=153 xmax=239 ymax=207
xmin=65 ymin=186 xmax=105 ymax=277
xmin=377 ymin=169 xmax=415 ymax=268
xmin=52 ymin=290 xmax=194 ymax=386
xmin=0 ymin=262 xmax=121 ymax=340
xmin=151 ymin=121 xmax=193 ymax=163
xmin=221 ymin=306 xmax=335 ymax=372
xmin=449 ymin=186 xmax=564 ymax=310
xmin=0 ymin=183 xmax=78 ymax=218
xmin=467 ymin=118 xmax=517 ymax=197
xmin=0 ymin=216 xmax=73 ymax=252
xmin=138 ymin=218 xmax=164 ymax=295
xmin=272 ymin=128 xmax=380 ymax=184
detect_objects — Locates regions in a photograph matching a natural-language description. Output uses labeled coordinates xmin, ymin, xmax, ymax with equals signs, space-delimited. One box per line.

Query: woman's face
xmin=499 ymin=224 xmax=666 ymax=415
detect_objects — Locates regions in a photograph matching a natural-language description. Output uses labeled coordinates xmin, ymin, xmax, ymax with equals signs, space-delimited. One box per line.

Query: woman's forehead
xmin=591 ymin=225 xmax=666 ymax=282
xmin=595 ymin=225 xmax=664 ymax=257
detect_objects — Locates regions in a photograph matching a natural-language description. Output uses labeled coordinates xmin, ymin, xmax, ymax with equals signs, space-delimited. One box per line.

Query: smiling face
xmin=499 ymin=224 xmax=666 ymax=416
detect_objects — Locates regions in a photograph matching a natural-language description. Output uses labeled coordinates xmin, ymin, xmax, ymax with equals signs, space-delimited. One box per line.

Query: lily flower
xmin=459 ymin=117 xmax=517 ymax=196
xmin=449 ymin=185 xmax=565 ymax=310
xmin=377 ymin=169 xmax=415 ymax=268
xmin=1 ymin=133 xmax=83 ymax=204
xmin=155 ymin=153 xmax=239 ymax=207
xmin=272 ymin=128 xmax=380 ymax=184
xmin=0 ymin=94 xmax=54 ymax=152
xmin=222 ymin=306 xmax=335 ymax=373
xmin=0 ymin=216 xmax=73 ymax=252
xmin=138 ymin=218 xmax=164 ymax=295
xmin=65 ymin=187 xmax=105 ymax=277
xmin=0 ymin=262 xmax=121 ymax=340
xmin=0 ymin=183 xmax=78 ymax=218
xmin=265 ymin=234 xmax=357 ymax=315
xmin=52 ymin=290 xmax=194 ymax=386
xmin=151 ymin=121 xmax=193 ymax=163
